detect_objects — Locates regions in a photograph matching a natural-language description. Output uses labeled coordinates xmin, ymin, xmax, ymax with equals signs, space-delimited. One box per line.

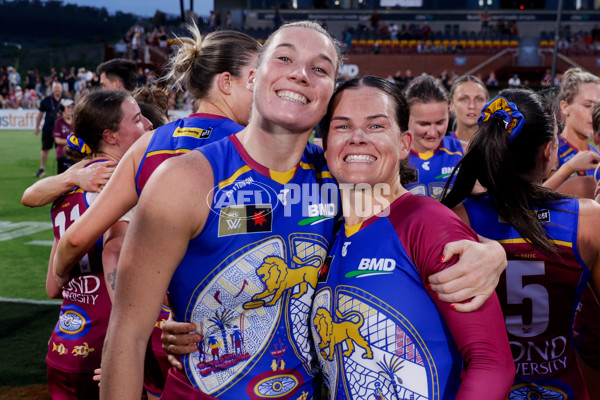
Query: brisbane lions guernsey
xmin=166 ymin=134 xmax=339 ymax=399
xmin=556 ymin=137 xmax=600 ymax=179
xmin=406 ymin=135 xmax=464 ymax=200
xmin=47 ymin=160 xmax=111 ymax=373
xmin=463 ymin=195 xmax=591 ymax=399
xmin=311 ymin=193 xmax=511 ymax=400
xmin=135 ymin=113 xmax=244 ymax=194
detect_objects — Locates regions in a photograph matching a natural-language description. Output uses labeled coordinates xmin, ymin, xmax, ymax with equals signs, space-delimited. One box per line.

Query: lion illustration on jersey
xmin=313 ymin=307 xmax=373 ymax=360
xmin=244 ymin=255 xmax=321 ymax=309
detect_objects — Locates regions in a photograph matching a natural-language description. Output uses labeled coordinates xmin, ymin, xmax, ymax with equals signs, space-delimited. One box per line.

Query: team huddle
xmin=21 ymin=19 xmax=600 ymax=400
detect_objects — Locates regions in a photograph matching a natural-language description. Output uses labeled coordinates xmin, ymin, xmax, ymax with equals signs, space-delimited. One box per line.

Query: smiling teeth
xmin=345 ymin=155 xmax=375 ymax=162
xmin=277 ymin=90 xmax=307 ymax=104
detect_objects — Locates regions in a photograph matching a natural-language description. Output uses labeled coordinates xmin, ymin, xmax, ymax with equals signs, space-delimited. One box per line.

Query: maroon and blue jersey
xmin=135 ymin=113 xmax=244 ymax=194
xmin=47 ymin=160 xmax=111 ymax=374
xmin=312 ymin=193 xmax=511 ymax=400
xmin=463 ymin=195 xmax=591 ymax=399
xmin=406 ymin=135 xmax=464 ymax=200
xmin=165 ymin=135 xmax=338 ymax=399
xmin=557 ymin=136 xmax=600 ymax=179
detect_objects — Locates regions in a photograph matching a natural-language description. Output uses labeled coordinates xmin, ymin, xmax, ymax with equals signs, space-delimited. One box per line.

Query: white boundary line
xmin=0 ymin=296 xmax=61 ymax=305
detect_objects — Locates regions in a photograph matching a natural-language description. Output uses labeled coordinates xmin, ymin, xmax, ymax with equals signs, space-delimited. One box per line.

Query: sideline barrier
xmin=0 ymin=109 xmax=38 ymax=130
xmin=0 ymin=109 xmax=191 ymax=131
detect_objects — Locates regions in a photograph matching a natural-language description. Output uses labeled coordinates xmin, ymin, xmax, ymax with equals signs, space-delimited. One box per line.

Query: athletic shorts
xmin=47 ymin=364 xmax=99 ymax=400
xmin=573 ymin=284 xmax=600 ymax=369
xmin=161 ymin=367 xmax=218 ymax=400
xmin=41 ymin=128 xmax=55 ymax=151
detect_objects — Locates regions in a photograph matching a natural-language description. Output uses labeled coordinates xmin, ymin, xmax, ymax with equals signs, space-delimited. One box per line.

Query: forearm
xmin=102 ymin=222 xmax=128 ymax=301
xmin=54 ymin=217 xmax=102 ymax=283
xmin=100 ymin=325 xmax=148 ymax=400
xmin=543 ymin=163 xmax=574 ymax=191
xmin=35 ymin=113 xmax=42 ymax=129
xmin=45 ymin=240 xmax=62 ymax=299
xmin=21 ymin=172 xmax=77 ymax=207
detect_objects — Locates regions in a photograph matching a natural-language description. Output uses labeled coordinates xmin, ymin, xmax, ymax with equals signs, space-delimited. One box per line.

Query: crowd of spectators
xmin=1 ymin=15 xmax=594 ymax=112
xmin=547 ymin=24 xmax=600 ymax=56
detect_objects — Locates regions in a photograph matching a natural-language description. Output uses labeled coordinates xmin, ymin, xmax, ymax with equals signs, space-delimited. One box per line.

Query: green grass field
xmin=0 ymin=130 xmax=61 ymax=391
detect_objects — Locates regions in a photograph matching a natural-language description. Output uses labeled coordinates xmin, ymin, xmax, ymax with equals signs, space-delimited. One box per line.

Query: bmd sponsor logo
xmin=345 ymin=258 xmax=396 ymax=278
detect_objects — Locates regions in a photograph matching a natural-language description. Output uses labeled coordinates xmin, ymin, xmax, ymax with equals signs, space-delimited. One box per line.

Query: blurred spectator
xmin=393 ymin=70 xmax=404 ymax=87
xmin=496 ymin=19 xmax=507 ymax=35
xmin=480 ymin=7 xmax=491 ymax=33
xmin=0 ymin=66 xmax=8 ymax=100
xmin=26 ymin=69 xmax=37 ymax=90
xmin=592 ymin=24 xmax=600 ymax=42
xmin=558 ymin=37 xmax=570 ymax=52
xmin=341 ymin=27 xmax=352 ymax=52
xmin=157 ymin=27 xmax=168 ymax=49
xmin=23 ymin=88 xmax=40 ymax=109
xmin=486 ymin=71 xmax=498 ymax=88
xmin=96 ymin=58 xmax=137 ymax=92
xmin=7 ymin=86 xmax=24 ymax=109
xmin=448 ymin=70 xmax=460 ymax=86
xmin=7 ymin=66 xmax=21 ymax=89
xmin=389 ymin=23 xmax=399 ymax=41
xmin=34 ymin=81 xmax=66 ymax=177
xmin=404 ymin=69 xmax=414 ymax=85
xmin=225 ymin=10 xmax=232 ymax=29
xmin=439 ymin=69 xmax=449 ymax=88
xmin=65 ymin=67 xmax=77 ymax=95
xmin=541 ymin=69 xmax=552 ymax=87
xmin=137 ymin=67 xmax=147 ymax=88
xmin=370 ymin=10 xmax=379 ymax=29
xmin=508 ymin=19 xmax=519 ymax=38
xmin=508 ymin=74 xmax=521 ymax=87
xmin=379 ymin=22 xmax=389 ymax=39
xmin=53 ymin=98 xmax=74 ymax=174
xmin=209 ymin=11 xmax=217 ymax=30
xmin=421 ymin=22 xmax=431 ymax=39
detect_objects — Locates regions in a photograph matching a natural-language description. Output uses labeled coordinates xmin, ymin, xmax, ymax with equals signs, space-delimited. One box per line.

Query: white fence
xmin=0 ymin=109 xmax=191 ymax=131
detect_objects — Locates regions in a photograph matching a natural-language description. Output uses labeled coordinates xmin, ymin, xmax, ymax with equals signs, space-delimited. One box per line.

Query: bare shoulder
xmin=130 ymin=131 xmax=153 ymax=167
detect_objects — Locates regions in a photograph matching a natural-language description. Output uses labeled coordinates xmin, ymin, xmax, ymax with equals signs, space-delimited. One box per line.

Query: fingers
xmin=428 ymin=262 xmax=466 ymax=285
xmin=161 ymin=321 xmax=200 ymax=359
xmin=163 ymin=342 xmax=199 ymax=357
xmin=450 ymin=295 xmax=488 ymax=313
xmin=162 ymin=320 xmax=197 ymax=335
xmin=167 ymin=353 xmax=183 ymax=370
xmin=440 ymin=239 xmax=472 ymax=262
xmin=93 ymin=368 xmax=101 ymax=387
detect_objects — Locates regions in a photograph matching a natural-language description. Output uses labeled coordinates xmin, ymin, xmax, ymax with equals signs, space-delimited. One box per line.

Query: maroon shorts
xmin=143 ymin=312 xmax=172 ymax=396
xmin=573 ymin=284 xmax=600 ymax=369
xmin=161 ymin=367 xmax=218 ymax=400
xmin=47 ymin=364 xmax=99 ymax=400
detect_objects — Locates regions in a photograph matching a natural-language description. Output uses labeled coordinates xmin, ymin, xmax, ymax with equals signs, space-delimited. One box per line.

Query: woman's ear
xmin=559 ymin=99 xmax=569 ymax=118
xmin=102 ymin=129 xmax=117 ymax=145
xmin=399 ymin=130 xmax=413 ymax=160
xmin=543 ymin=140 xmax=553 ymax=161
xmin=247 ymin=70 xmax=256 ymax=92
xmin=217 ymin=72 xmax=233 ymax=95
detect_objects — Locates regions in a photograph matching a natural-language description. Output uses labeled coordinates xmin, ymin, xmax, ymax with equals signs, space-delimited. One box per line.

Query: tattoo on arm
xmin=107 ymin=270 xmax=117 ymax=291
